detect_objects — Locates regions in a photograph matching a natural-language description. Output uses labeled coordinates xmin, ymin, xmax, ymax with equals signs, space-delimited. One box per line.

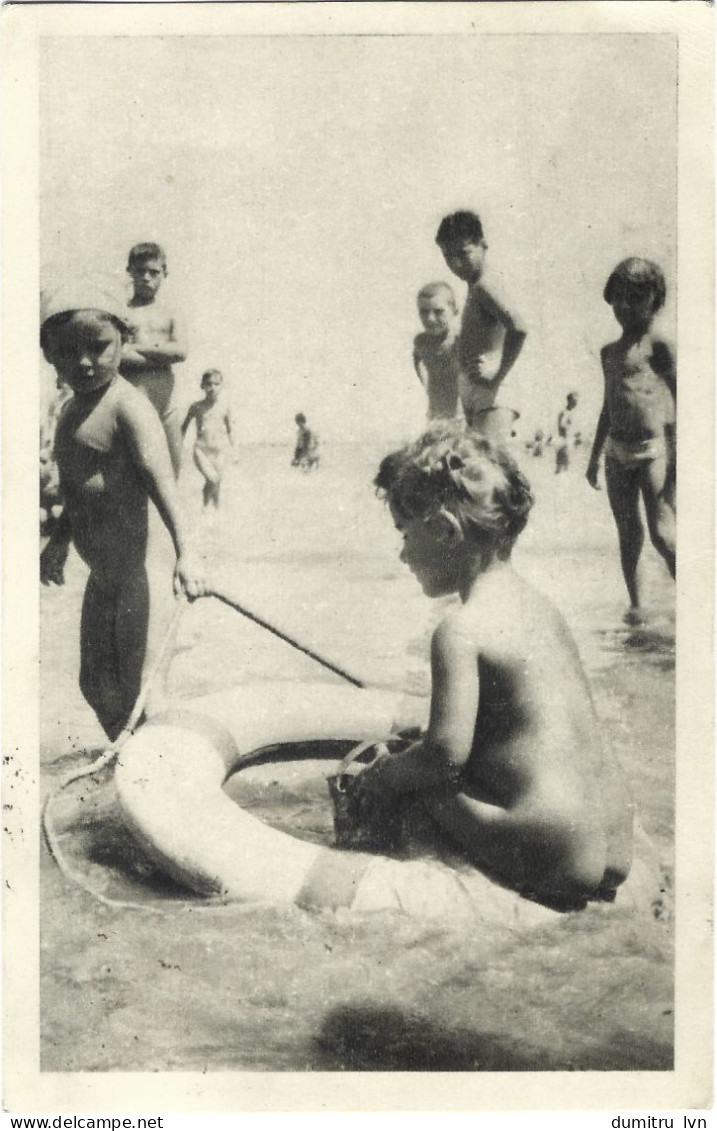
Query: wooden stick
xmin=206 ymin=584 xmax=366 ymax=688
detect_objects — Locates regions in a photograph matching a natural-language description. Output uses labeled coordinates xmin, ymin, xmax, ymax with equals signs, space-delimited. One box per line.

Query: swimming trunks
xmin=605 ymin=434 xmax=666 ymax=469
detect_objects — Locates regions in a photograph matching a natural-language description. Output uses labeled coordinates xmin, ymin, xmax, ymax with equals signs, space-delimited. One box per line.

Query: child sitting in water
xmin=347 ymin=425 xmax=634 ymax=910
xmin=412 ymin=282 xmax=462 ymax=422
xmin=586 ymin=258 xmax=676 ymax=623
xmin=181 ymin=369 xmax=235 ymax=510
xmin=39 ymin=283 xmax=204 ymax=741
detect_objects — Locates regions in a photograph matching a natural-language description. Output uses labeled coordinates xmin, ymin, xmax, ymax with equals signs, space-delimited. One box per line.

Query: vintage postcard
xmin=2 ymin=0 xmax=713 ymax=1118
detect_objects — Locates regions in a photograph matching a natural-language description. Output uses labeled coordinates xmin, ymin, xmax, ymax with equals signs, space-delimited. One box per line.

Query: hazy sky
xmin=40 ymin=33 xmax=676 ymax=441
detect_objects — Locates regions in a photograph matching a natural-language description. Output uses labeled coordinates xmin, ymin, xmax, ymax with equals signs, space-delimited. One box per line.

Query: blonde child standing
xmin=348 ymin=426 xmax=633 ymax=910
xmin=412 ymin=282 xmax=462 ymax=422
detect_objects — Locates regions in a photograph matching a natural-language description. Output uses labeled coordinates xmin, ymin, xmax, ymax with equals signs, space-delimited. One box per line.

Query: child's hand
xmin=586 ymin=461 xmax=601 ymax=490
xmin=174 ymin=552 xmax=206 ymax=600
xmin=346 ymin=744 xmax=393 ymax=814
xmin=40 ymin=537 xmax=69 ymax=586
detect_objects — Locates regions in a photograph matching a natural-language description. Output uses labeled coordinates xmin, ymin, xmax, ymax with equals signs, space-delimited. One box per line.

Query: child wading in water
xmin=412 ymin=282 xmax=462 ymax=422
xmin=120 ymin=243 xmax=188 ymax=478
xmin=181 ymin=369 xmax=235 ymax=510
xmin=586 ymin=258 xmax=676 ymax=623
xmin=39 ymin=284 xmax=204 ymax=741
xmin=348 ymin=426 xmax=633 ymax=910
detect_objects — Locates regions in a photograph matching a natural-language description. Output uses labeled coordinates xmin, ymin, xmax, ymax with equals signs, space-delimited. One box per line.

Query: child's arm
xmin=586 ymin=352 xmax=611 ymax=489
xmin=412 ymin=341 xmax=428 ymax=389
xmin=353 ymin=616 xmax=479 ymax=800
xmin=118 ymin=394 xmax=203 ymax=596
xmin=40 ymin=508 xmax=72 ymax=585
xmin=224 ymin=406 xmax=235 ymax=445
xmin=651 ymin=336 xmax=676 ymax=403
xmin=180 ymin=403 xmax=196 ymax=438
xmin=478 ymin=286 xmax=527 ymax=384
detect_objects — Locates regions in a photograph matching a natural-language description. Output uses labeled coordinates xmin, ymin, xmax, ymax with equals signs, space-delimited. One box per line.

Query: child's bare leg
xmin=115 ymin=565 xmax=176 ymax=723
xmin=79 ymin=576 xmax=126 ymax=740
xmin=641 ymin=458 xmax=676 ymax=578
xmin=605 ymin=460 xmax=645 ymax=611
xmin=162 ymin=409 xmax=183 ymax=479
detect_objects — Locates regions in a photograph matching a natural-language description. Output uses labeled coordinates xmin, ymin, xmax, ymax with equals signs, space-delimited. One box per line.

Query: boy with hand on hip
xmin=120 ymin=242 xmax=188 ymax=476
xmin=436 ymin=210 xmax=526 ymax=442
xmin=586 ymin=258 xmax=676 ymax=623
xmin=40 ymin=283 xmax=204 ymax=740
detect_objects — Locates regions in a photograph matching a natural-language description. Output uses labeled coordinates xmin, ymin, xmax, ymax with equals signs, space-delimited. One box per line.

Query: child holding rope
xmin=39 ymin=283 xmax=204 ymax=741
xmin=347 ymin=425 xmax=634 ymax=910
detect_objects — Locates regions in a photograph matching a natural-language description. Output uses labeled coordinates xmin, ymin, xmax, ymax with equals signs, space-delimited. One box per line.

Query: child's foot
xmin=623 ymin=606 xmax=648 ymax=627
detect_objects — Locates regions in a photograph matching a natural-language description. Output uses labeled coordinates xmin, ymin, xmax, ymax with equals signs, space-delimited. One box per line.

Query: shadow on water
xmin=314 ymin=1004 xmax=673 ymax=1072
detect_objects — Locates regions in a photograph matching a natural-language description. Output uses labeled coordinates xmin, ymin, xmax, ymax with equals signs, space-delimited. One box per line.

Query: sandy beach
xmin=40 ymin=439 xmax=674 ymax=1073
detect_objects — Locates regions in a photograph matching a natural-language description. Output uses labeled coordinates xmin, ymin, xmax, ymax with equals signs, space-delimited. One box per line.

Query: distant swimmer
xmin=120 ymin=242 xmax=188 ymax=477
xmin=436 ymin=210 xmax=526 ymax=443
xmin=181 ymin=369 xmax=235 ymax=511
xmin=344 ymin=425 xmax=634 ymax=910
xmin=555 ymin=392 xmax=578 ymax=474
xmin=586 ymin=258 xmax=676 ymax=624
xmin=412 ymin=281 xmax=462 ymax=423
xmin=292 ymin=413 xmax=320 ymax=472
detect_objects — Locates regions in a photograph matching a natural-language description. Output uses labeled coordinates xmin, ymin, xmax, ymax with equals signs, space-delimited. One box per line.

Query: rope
xmin=206 ymin=584 xmax=366 ymax=687
xmin=42 ymin=598 xmax=195 ymax=912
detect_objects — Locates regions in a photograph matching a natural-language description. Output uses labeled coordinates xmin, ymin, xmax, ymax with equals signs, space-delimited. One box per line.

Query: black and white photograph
xmin=2 ymin=0 xmax=713 ymax=1116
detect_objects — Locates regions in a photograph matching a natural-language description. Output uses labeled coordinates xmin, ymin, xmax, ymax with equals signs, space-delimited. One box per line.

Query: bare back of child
xmin=350 ymin=427 xmax=633 ymax=909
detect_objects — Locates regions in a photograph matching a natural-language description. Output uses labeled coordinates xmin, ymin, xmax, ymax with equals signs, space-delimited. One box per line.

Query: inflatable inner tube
xmin=115 ymin=682 xmax=660 ymax=923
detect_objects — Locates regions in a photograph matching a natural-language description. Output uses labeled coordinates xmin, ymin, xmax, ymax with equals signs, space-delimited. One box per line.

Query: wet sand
xmin=40 ymin=441 xmax=674 ymax=1072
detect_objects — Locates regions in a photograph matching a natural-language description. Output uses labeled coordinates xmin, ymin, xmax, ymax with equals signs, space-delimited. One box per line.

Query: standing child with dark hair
xmin=436 ymin=210 xmax=526 ymax=442
xmin=120 ymin=242 xmax=188 ymax=477
xmin=181 ymin=369 xmax=235 ymax=511
xmin=586 ymin=258 xmax=676 ymax=624
xmin=39 ymin=284 xmax=204 ymax=741
xmin=412 ymin=282 xmax=462 ymax=422
xmin=344 ymin=425 xmax=634 ymax=910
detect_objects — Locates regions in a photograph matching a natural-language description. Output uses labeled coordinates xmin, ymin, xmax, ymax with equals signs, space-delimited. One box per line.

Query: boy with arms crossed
xmin=120 ymin=242 xmax=188 ymax=476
